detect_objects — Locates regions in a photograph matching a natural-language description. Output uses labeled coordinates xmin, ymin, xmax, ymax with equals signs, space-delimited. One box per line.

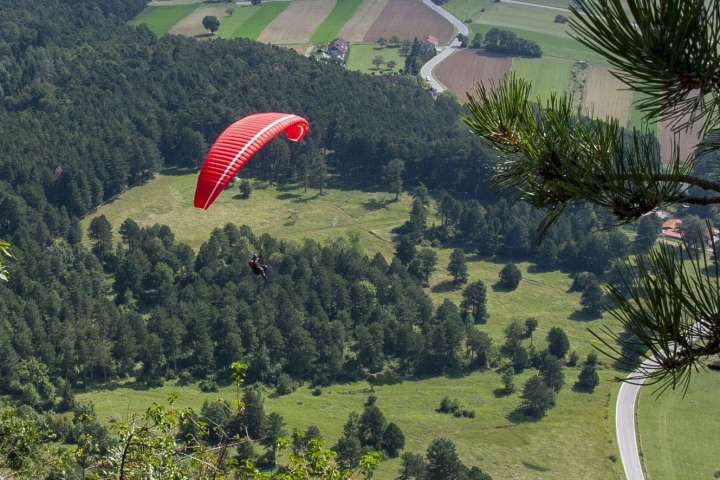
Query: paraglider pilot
xmin=248 ymin=253 xmax=268 ymax=279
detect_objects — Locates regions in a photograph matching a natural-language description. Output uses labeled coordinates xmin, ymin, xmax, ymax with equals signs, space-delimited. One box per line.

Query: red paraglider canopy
xmin=194 ymin=112 xmax=309 ymax=210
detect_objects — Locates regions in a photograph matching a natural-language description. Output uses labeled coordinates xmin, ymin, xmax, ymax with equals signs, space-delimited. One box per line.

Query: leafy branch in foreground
xmin=595 ymin=233 xmax=720 ymax=393
xmin=463 ymin=0 xmax=720 ymax=394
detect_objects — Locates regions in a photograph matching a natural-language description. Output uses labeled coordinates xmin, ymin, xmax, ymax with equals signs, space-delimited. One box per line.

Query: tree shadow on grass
xmin=277 ymin=192 xmax=303 ymax=201
xmin=493 ymin=388 xmax=510 ymax=398
xmin=161 ymin=166 xmax=196 ymax=176
xmin=569 ymin=309 xmax=603 ymax=321
xmin=431 ymin=280 xmax=460 ymax=294
xmin=506 ymin=407 xmax=542 ymax=424
xmin=362 ymin=198 xmax=389 ymax=211
xmin=521 ymin=461 xmax=550 ymax=472
xmin=491 ymin=282 xmax=517 ymax=293
xmin=571 ymin=382 xmax=597 ymax=394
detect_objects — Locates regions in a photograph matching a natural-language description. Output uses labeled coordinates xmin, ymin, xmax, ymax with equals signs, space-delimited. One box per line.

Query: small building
xmin=662 ymin=219 xmax=684 ymax=240
xmin=421 ymin=35 xmax=439 ymax=47
xmin=326 ymin=36 xmax=347 ymax=57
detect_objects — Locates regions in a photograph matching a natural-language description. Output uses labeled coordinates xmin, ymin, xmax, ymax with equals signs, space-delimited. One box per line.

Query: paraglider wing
xmin=194 ymin=112 xmax=309 ymax=210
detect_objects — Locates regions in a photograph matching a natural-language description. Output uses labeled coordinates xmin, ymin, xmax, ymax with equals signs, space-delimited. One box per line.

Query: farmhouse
xmin=326 ymin=36 xmax=347 ymax=58
xmin=421 ymin=35 xmax=439 ymax=47
xmin=661 ymin=219 xmax=684 ymax=240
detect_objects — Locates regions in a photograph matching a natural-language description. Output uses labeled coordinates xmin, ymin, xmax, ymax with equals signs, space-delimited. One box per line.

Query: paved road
xmin=616 ymin=358 xmax=659 ymax=480
xmin=420 ymin=0 xmax=469 ymax=93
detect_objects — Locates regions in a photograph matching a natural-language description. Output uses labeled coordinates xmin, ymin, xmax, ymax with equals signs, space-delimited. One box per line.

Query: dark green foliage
xmin=567 ymin=350 xmax=579 ymax=367
xmin=202 ymin=15 xmax=220 ymax=34
xmin=460 ymin=280 xmax=488 ymax=324
xmin=381 ymin=422 xmax=405 ymax=458
xmin=426 ymin=437 xmax=464 ymax=480
xmin=239 ymin=180 xmax=252 ymax=199
xmin=501 ymin=368 xmax=515 ymax=394
xmin=471 ymin=33 xmax=483 ymax=49
xmin=399 ymin=452 xmax=428 ymax=479
xmin=586 ymin=351 xmax=599 ymax=366
xmin=577 ymin=364 xmax=600 ymax=390
xmin=546 ymin=327 xmax=570 ymax=359
xmin=447 ymin=249 xmax=468 ymax=285
xmin=498 ymin=262 xmax=521 ymax=289
xmin=241 ymin=387 xmax=265 ymax=440
xmin=484 ymin=28 xmax=541 ymax=57
xmin=580 ymin=281 xmax=604 ymax=314
xmin=555 ymin=14 xmax=568 ymax=23
xmin=538 ymin=354 xmax=565 ymax=392
xmin=358 ymin=404 xmax=387 ymax=449
xmin=520 ymin=375 xmax=555 ymax=418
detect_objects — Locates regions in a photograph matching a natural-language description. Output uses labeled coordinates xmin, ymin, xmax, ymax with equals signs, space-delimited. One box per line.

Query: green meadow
xmin=129 ymin=4 xmax=199 ymax=36
xmin=512 ymin=57 xmax=573 ymax=101
xmin=82 ymin=172 xmax=412 ymax=258
xmin=637 ymin=370 xmax=720 ymax=480
xmin=346 ymin=44 xmax=406 ymax=75
xmin=79 ymin=170 xmax=627 ymax=480
xmin=309 ymin=0 xmax=364 ymax=44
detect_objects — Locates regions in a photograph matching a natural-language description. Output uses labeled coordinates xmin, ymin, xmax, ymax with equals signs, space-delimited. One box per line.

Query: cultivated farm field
xmin=361 ymin=0 xmax=454 ymax=44
xmin=337 ymin=0 xmax=391 ymax=42
xmin=309 ymin=0 xmax=364 ymax=44
xmin=258 ymin=0 xmax=336 ymax=44
xmin=169 ymin=4 xmax=231 ymax=37
xmin=435 ymin=50 xmax=512 ymax=99
xmin=129 ymin=4 xmax=198 ymax=36
xmin=511 ymin=57 xmax=574 ymax=101
xmin=583 ymin=65 xmax=633 ymax=126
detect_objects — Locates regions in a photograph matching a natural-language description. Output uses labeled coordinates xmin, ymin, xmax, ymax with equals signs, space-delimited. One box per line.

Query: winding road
xmin=616 ymin=359 xmax=658 ymax=480
xmin=416 ymin=2 xmax=648 ymax=478
xmin=419 ymin=0 xmax=468 ymax=93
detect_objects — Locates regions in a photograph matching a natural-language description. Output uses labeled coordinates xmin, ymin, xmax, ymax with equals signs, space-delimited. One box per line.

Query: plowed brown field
xmin=258 ymin=0 xmax=336 ymax=44
xmin=435 ymin=50 xmax=513 ymax=99
xmin=658 ymin=96 xmax=704 ymax=163
xmin=338 ymin=0 xmax=391 ymax=42
xmin=362 ymin=0 xmax=453 ymax=44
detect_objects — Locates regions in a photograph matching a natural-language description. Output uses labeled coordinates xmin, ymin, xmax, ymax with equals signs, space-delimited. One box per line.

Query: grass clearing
xmin=258 ymin=0 xmax=337 ymax=44
xmin=346 ymin=44 xmax=406 ymax=75
xmin=78 ymin=250 xmax=625 ymax=480
xmin=512 ymin=57 xmax=573 ymax=100
xmin=81 ymin=172 xmax=412 ymax=259
xmin=79 ymin=173 xmax=627 ymax=480
xmin=310 ymin=0 xmax=365 ymax=44
xmin=338 ymin=0 xmax=391 ymax=42
xmin=637 ymin=370 xmax=720 ymax=480
xmin=129 ymin=4 xmax=199 ymax=36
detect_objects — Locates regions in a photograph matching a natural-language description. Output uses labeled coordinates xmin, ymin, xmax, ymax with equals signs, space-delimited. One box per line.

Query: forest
xmin=2 ymin=0 xmax=715 ymax=477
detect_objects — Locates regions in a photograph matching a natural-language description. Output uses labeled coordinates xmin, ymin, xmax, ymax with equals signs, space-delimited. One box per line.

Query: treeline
xmin=0 ymin=0 xmax=493 ymax=227
xmin=483 ymin=28 xmax=542 ymax=57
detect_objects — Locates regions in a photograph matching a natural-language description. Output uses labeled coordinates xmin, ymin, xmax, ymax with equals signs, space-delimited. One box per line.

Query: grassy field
xmin=637 ymin=370 xmax=720 ymax=480
xmin=309 ymin=0 xmax=365 ymax=44
xmin=470 ymin=2 xmax=575 ymax=40
xmin=512 ymin=57 xmax=573 ymax=101
xmin=82 ymin=172 xmax=412 ymax=259
xmin=79 ymin=171 xmax=628 ymax=480
xmin=346 ymin=44 xmax=406 ymax=74
xmin=128 ymin=4 xmax=199 ymax=36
